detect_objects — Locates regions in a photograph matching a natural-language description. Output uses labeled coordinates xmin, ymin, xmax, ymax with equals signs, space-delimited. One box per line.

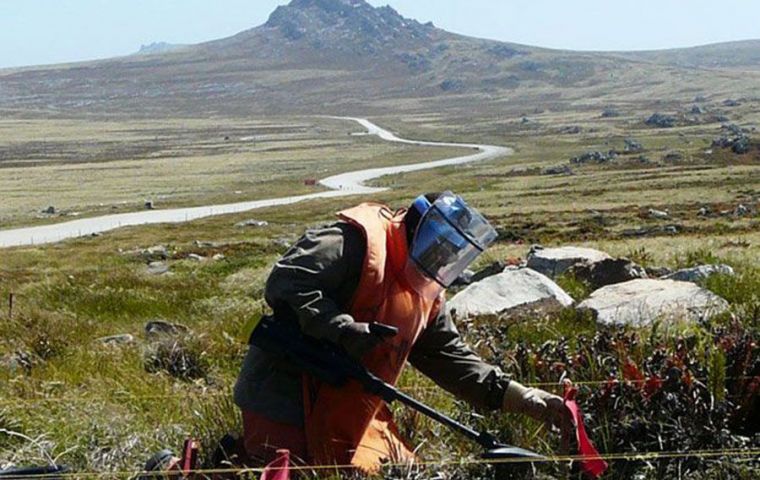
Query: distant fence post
xmin=8 ymin=292 xmax=14 ymax=320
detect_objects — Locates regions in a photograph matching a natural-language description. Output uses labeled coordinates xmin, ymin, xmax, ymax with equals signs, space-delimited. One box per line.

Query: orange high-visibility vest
xmin=304 ymin=203 xmax=441 ymax=472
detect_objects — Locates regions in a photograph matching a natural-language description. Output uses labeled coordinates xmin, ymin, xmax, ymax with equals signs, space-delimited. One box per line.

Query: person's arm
xmin=408 ymin=303 xmax=510 ymax=411
xmin=265 ymin=222 xmax=365 ymax=344
xmin=409 ymin=303 xmax=574 ymax=441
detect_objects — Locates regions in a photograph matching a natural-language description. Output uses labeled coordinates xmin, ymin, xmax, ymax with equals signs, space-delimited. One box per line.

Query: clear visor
xmin=410 ymin=192 xmax=497 ymax=287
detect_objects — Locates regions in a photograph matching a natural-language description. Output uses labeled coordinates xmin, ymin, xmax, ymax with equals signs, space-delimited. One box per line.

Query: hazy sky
xmin=1 ymin=0 xmax=759 ymax=68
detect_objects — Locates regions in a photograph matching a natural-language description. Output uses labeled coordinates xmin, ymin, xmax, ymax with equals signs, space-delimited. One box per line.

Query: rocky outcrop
xmin=664 ymin=264 xmax=735 ymax=283
xmin=448 ymin=267 xmax=573 ymax=319
xmin=527 ymin=246 xmax=612 ymax=277
xmin=571 ymin=151 xmax=617 ymax=164
xmin=577 ymin=279 xmax=729 ymax=326
xmin=646 ymin=113 xmax=677 ymax=128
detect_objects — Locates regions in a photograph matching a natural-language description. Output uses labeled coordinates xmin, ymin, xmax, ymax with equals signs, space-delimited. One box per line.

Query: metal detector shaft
xmin=364 ymin=372 xmax=498 ymax=448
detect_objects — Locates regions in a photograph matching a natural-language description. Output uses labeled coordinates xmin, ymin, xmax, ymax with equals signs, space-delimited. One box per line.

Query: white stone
xmin=577 ymin=279 xmax=729 ymax=326
xmin=526 ymin=246 xmax=612 ymax=277
xmin=448 ymin=267 xmax=574 ymax=318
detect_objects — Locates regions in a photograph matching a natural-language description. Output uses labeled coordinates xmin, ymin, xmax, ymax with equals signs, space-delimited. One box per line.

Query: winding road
xmin=0 ymin=117 xmax=511 ymax=248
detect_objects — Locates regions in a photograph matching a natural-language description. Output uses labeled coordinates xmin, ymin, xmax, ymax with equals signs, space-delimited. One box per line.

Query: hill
xmin=0 ymin=0 xmax=758 ymax=119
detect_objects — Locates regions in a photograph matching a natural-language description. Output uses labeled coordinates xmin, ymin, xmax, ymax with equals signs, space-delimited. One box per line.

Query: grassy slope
xmin=1 ymin=102 xmax=758 ymax=478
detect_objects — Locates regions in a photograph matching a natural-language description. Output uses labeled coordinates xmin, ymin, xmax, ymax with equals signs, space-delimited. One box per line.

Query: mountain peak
xmin=264 ymin=0 xmax=433 ymax=49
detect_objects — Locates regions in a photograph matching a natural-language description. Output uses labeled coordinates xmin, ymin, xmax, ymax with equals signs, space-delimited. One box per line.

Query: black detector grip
xmin=369 ymin=323 xmax=399 ymax=339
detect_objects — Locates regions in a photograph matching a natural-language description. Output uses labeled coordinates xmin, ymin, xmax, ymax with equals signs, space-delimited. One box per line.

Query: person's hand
xmin=502 ymin=380 xmax=574 ymax=452
xmin=338 ymin=322 xmax=384 ymax=359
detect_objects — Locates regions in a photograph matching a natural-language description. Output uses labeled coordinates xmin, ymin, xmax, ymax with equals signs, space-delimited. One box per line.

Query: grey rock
xmin=212 ymin=253 xmax=226 ymax=261
xmin=577 ymin=279 xmax=729 ymax=326
xmin=542 ymin=165 xmax=573 ymax=175
xmin=571 ymin=150 xmax=617 ymax=164
xmin=145 ymin=320 xmax=189 ymax=337
xmin=97 ymin=334 xmax=135 ymax=346
xmin=723 ymin=99 xmax=741 ymax=107
xmin=527 ymin=245 xmax=612 ymax=278
xmin=187 ymin=253 xmax=205 ymax=262
xmin=735 ymin=204 xmax=751 ymax=216
xmin=42 ymin=206 xmax=56 ymax=215
xmin=142 ymin=245 xmax=169 ymax=260
xmin=235 ymin=219 xmax=269 ymax=228
xmin=664 ymin=264 xmax=735 ymax=283
xmin=646 ymin=113 xmax=677 ymax=128
xmin=646 ymin=266 xmax=674 ymax=278
xmin=601 ymin=107 xmax=621 ymax=118
xmin=569 ymin=258 xmax=648 ymax=289
xmin=690 ymin=105 xmax=705 ymax=115
xmin=448 ymin=267 xmax=573 ymax=319
xmin=147 ymin=261 xmax=169 ymax=275
xmin=648 ymin=208 xmax=670 ymax=220
xmin=144 ymin=200 xmax=155 ymax=210
xmin=624 ymin=139 xmax=643 ymax=153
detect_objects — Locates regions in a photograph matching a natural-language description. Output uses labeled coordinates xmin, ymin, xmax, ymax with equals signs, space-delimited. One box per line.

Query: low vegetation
xmin=1 ymin=93 xmax=759 ymax=478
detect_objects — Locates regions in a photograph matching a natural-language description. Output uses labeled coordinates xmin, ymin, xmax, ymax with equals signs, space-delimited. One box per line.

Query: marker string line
xmin=0 ymin=448 xmax=758 ymax=479
xmin=0 ymin=375 xmax=756 ymax=408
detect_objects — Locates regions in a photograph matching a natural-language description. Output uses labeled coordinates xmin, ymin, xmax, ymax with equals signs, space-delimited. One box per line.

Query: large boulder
xmin=448 ymin=267 xmax=574 ymax=319
xmin=664 ymin=264 xmax=735 ymax=283
xmin=527 ymin=246 xmax=612 ymax=278
xmin=577 ymin=279 xmax=729 ymax=326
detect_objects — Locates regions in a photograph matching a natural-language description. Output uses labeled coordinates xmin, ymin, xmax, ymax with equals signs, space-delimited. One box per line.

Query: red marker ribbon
xmin=261 ymin=449 xmax=291 ymax=480
xmin=564 ymin=384 xmax=609 ymax=478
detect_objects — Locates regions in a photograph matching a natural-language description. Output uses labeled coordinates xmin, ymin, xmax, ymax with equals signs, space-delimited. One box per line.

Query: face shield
xmin=407 ymin=192 xmax=497 ymax=289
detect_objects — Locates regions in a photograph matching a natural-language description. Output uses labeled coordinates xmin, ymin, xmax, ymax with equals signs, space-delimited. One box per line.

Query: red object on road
xmin=564 ymin=384 xmax=609 ymax=479
xmin=261 ymin=449 xmax=291 ymax=480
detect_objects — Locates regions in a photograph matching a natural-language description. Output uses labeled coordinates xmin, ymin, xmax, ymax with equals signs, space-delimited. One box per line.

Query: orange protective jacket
xmin=303 ymin=203 xmax=442 ymax=471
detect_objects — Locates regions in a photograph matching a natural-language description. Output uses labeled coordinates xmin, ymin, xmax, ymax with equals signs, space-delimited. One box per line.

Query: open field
xmin=0 ymin=117 xmax=470 ymax=229
xmin=1 ymin=96 xmax=759 ymax=478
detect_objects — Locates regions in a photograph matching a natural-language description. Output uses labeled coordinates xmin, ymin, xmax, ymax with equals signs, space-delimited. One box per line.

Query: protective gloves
xmin=502 ymin=380 xmax=574 ymax=450
xmin=337 ymin=322 xmax=384 ymax=359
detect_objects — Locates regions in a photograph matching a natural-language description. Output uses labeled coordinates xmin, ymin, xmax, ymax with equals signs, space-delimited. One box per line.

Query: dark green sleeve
xmin=264 ymin=222 xmax=365 ymax=343
xmin=408 ymin=303 xmax=510 ymax=411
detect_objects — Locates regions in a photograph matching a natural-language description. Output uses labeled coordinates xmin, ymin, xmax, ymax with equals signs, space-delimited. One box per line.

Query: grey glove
xmin=337 ymin=322 xmax=384 ymax=359
xmin=502 ymin=380 xmax=574 ymax=444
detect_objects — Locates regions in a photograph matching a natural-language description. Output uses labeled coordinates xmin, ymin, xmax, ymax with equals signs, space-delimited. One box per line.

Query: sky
xmin=1 ymin=0 xmax=759 ymax=69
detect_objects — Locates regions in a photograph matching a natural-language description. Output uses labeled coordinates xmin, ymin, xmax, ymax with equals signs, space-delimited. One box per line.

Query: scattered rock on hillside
xmin=448 ymin=267 xmax=573 ymax=319
xmin=691 ymin=105 xmax=706 ymax=115
xmin=527 ymin=245 xmax=612 ymax=277
xmin=542 ymin=165 xmax=573 ymax=175
xmin=571 ymin=150 xmax=617 ymax=164
xmin=41 ymin=206 xmax=56 ymax=215
xmin=646 ymin=113 xmax=677 ymax=128
xmin=141 ymin=245 xmax=169 ymax=261
xmin=568 ymin=258 xmax=648 ymax=289
xmin=577 ymin=279 xmax=729 ymax=326
xmin=664 ymin=264 xmax=735 ymax=283
xmin=621 ymin=224 xmax=681 ymax=237
xmin=187 ymin=253 xmax=206 ymax=262
xmin=601 ymin=107 xmax=621 ymax=118
xmin=147 ymin=261 xmax=169 ymax=275
xmin=624 ymin=138 xmax=644 ymax=153
xmin=145 ymin=320 xmax=190 ymax=338
xmin=648 ymin=208 xmax=670 ymax=220
xmin=97 ymin=334 xmax=135 ymax=346
xmin=723 ymin=99 xmax=741 ymax=107
xmin=735 ymin=204 xmax=752 ymax=216
xmin=713 ymin=124 xmax=751 ymax=154
xmin=235 ymin=219 xmax=269 ymax=228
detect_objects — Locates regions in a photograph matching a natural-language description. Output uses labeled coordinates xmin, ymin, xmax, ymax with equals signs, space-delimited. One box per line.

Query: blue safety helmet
xmin=409 ymin=191 xmax=497 ymax=287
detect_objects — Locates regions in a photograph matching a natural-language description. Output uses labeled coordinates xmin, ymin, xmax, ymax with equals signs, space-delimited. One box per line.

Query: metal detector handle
xmin=369 ymin=323 xmax=398 ymax=339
